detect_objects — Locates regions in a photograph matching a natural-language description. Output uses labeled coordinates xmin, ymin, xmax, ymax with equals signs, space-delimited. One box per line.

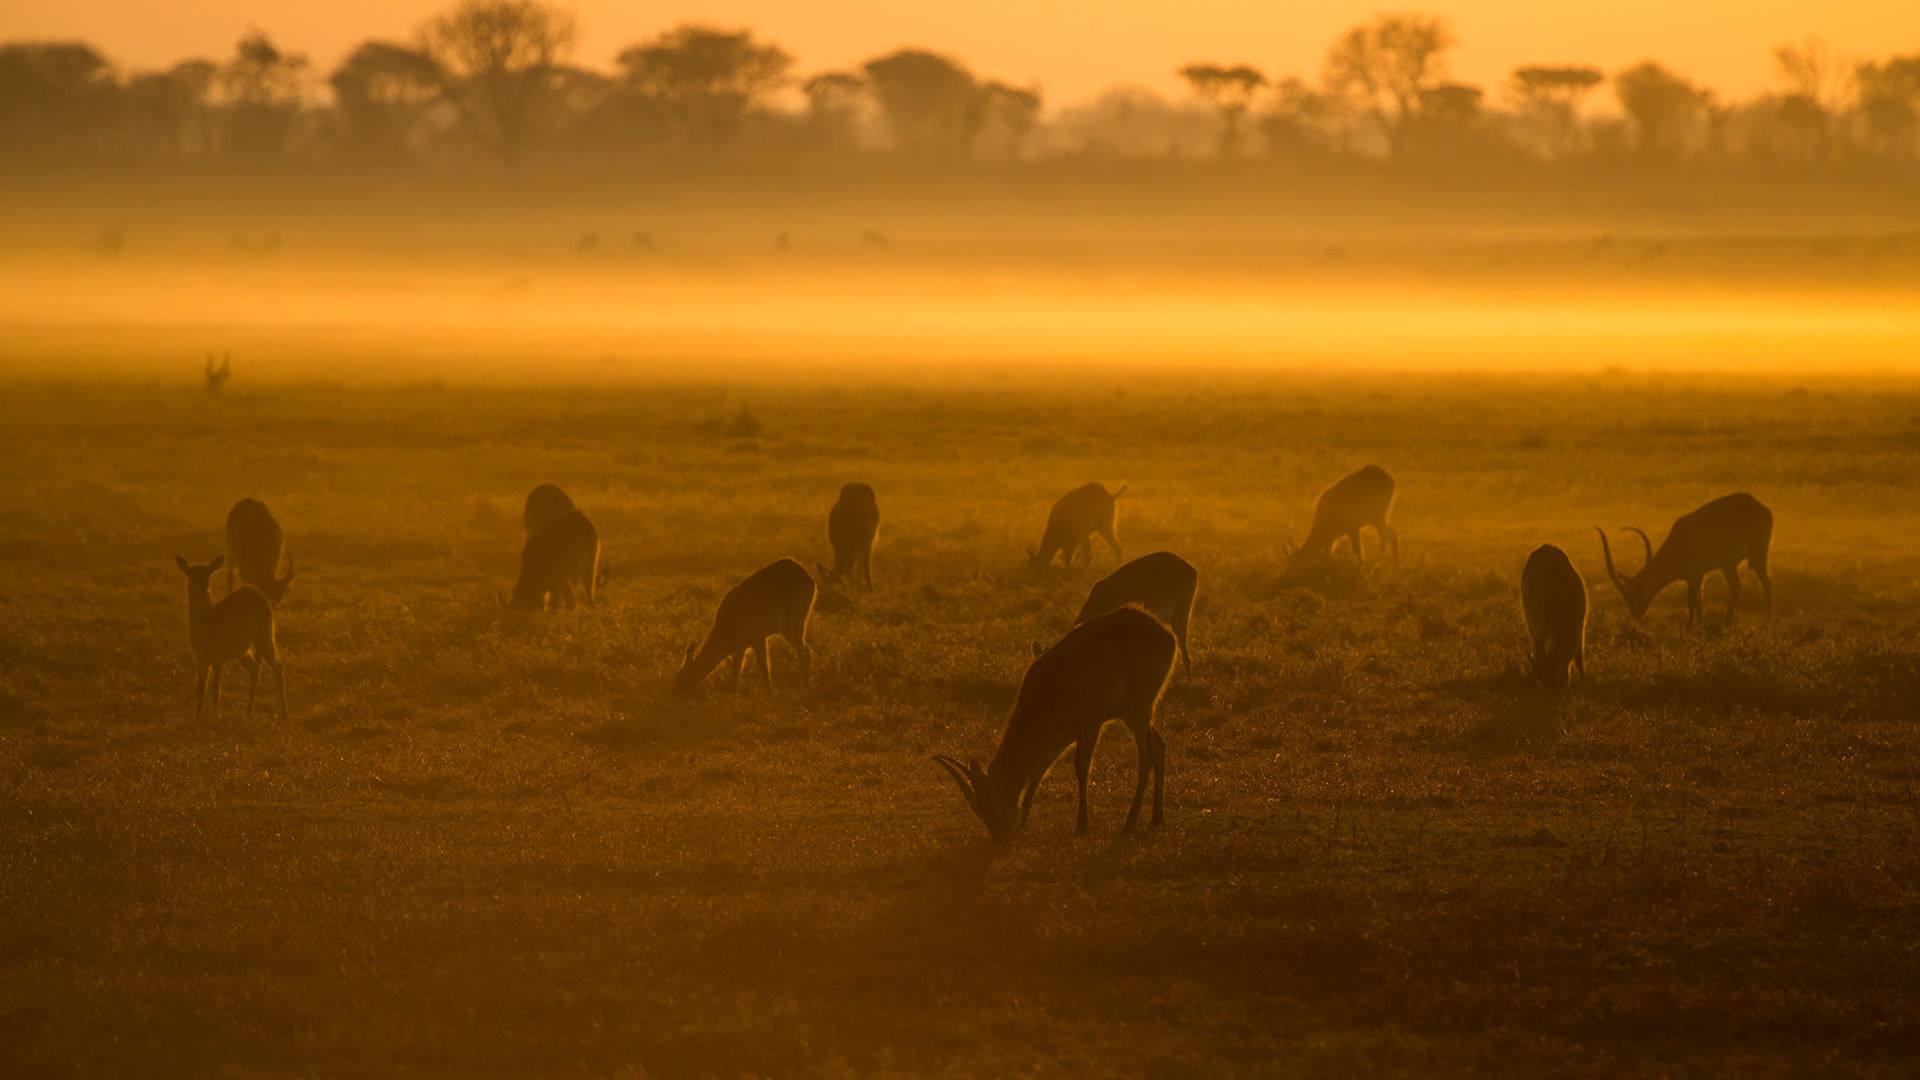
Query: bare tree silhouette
xmin=1177 ymin=63 xmax=1267 ymax=156
xmin=1323 ymin=13 xmax=1455 ymax=160
xmin=421 ymin=0 xmax=574 ymax=175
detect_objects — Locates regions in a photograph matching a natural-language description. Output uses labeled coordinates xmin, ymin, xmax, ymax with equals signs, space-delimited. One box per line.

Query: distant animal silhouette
xmin=1521 ymin=544 xmax=1587 ymax=690
xmin=935 ymin=605 xmax=1175 ymax=841
xmin=175 ymin=555 xmax=288 ymax=723
xmin=523 ymin=483 xmax=577 ymax=536
xmin=1288 ymin=465 xmax=1398 ymax=562
xmin=1596 ymin=493 xmax=1773 ymax=626
xmin=204 ymin=350 xmax=230 ymax=396
xmin=818 ymin=482 xmax=879 ymax=592
xmin=675 ymin=558 xmax=816 ymax=693
xmin=1034 ymin=552 xmax=1196 ymax=679
xmin=509 ymin=509 xmax=601 ymax=610
xmin=1029 ymin=482 xmax=1126 ymax=569
xmin=225 ymin=498 xmax=296 ymax=605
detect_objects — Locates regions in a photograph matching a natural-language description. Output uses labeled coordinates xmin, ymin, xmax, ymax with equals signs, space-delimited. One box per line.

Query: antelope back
xmin=1076 ymin=552 xmax=1196 ymax=625
xmin=512 ymin=509 xmax=599 ymax=607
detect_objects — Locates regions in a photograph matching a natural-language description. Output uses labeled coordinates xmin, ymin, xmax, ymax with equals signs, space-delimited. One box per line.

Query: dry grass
xmin=1 ymin=372 xmax=1918 ymax=1077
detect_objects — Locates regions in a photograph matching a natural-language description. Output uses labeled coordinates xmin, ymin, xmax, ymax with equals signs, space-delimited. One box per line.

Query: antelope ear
xmin=683 ymin=641 xmax=699 ymax=663
xmin=175 ymin=555 xmax=190 ymax=574
xmin=1030 ymin=641 xmax=1045 ymax=658
xmin=208 ymin=555 xmax=224 ymax=572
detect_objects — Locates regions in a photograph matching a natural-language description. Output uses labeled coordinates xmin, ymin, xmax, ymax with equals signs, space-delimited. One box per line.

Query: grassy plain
xmin=1 ymin=371 xmax=1917 ymax=1077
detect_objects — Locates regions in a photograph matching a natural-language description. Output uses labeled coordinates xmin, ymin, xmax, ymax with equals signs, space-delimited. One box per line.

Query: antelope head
xmin=931 ymin=754 xmax=1021 ymax=842
xmin=204 ymin=350 xmax=231 ymax=395
xmin=672 ymin=641 xmax=704 ymax=695
xmin=1595 ymin=525 xmax=1657 ymax=619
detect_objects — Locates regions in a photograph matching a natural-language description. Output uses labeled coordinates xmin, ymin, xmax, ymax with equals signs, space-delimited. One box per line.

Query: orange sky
xmin=6 ymin=0 xmax=1917 ymax=105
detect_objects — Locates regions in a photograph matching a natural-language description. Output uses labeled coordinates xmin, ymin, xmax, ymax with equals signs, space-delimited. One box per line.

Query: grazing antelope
xmin=1596 ymin=492 xmax=1774 ymax=626
xmin=935 ymin=605 xmax=1176 ymax=841
xmin=524 ymin=483 xmax=577 ymax=536
xmin=509 ymin=509 xmax=601 ymax=610
xmin=1029 ymin=482 xmax=1126 ymax=569
xmin=1035 ymin=551 xmax=1197 ymax=680
xmin=675 ymin=558 xmax=816 ymax=693
xmin=818 ymin=482 xmax=879 ymax=592
xmin=1520 ymin=544 xmax=1587 ymax=691
xmin=204 ymin=350 xmax=230 ymax=395
xmin=1288 ymin=465 xmax=1399 ymax=562
xmin=224 ymin=497 xmax=295 ymax=605
xmin=176 ymin=555 xmax=288 ymax=723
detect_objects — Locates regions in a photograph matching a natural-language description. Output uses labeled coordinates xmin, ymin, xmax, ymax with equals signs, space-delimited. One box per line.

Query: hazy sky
xmin=7 ymin=0 xmax=1917 ymax=105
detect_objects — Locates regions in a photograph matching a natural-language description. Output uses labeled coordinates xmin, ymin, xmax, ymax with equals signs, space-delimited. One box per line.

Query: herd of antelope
xmin=174 ymin=466 xmax=1775 ymax=842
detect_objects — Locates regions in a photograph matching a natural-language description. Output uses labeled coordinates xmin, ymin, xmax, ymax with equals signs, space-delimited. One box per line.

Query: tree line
xmin=3 ymin=1 xmax=1917 ymax=176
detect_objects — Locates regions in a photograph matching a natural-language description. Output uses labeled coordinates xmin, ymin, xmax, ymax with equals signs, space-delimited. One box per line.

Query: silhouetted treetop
xmin=616 ymin=25 xmax=791 ymax=148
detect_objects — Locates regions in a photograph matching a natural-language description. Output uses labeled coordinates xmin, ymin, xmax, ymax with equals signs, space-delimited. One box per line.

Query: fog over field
xmin=5 ymin=7 xmax=1920 ymax=1074
xmin=4 ymin=167 xmax=1920 ymax=379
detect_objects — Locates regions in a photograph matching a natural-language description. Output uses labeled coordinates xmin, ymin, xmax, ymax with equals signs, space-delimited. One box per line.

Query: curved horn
xmin=1594 ymin=527 xmax=1628 ymax=592
xmin=1624 ymin=526 xmax=1653 ymax=570
xmin=930 ymin=754 xmax=979 ymax=806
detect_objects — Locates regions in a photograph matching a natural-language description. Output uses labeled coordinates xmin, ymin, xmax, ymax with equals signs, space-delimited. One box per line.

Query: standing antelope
xmin=1596 ymin=492 xmax=1773 ymax=626
xmin=509 ymin=509 xmax=601 ymax=610
xmin=1029 ymin=482 xmax=1126 ymax=569
xmin=1036 ymin=552 xmax=1197 ymax=679
xmin=1287 ymin=465 xmax=1398 ymax=562
xmin=1521 ymin=544 xmax=1587 ymax=691
xmin=524 ymin=483 xmax=576 ymax=536
xmin=818 ymin=482 xmax=879 ymax=592
xmin=204 ymin=350 xmax=230 ymax=395
xmin=935 ymin=605 xmax=1176 ymax=841
xmin=176 ymin=555 xmax=288 ymax=722
xmin=675 ymin=558 xmax=816 ymax=693
xmin=225 ymin=497 xmax=296 ymax=605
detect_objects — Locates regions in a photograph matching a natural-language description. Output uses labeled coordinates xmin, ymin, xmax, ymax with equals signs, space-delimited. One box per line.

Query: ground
xmin=1 ymin=373 xmax=1917 ymax=1077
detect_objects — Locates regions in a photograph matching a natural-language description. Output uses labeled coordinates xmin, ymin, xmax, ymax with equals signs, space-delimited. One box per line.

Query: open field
xmin=2 ymin=372 xmax=1918 ymax=1076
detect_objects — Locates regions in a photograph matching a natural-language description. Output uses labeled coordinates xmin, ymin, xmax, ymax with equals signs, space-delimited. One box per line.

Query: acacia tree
xmin=802 ymin=71 xmax=868 ymax=148
xmin=1177 ymin=63 xmax=1266 ymax=156
xmin=1508 ymin=65 xmax=1602 ymax=159
xmin=617 ymin=25 xmax=791 ymax=149
xmin=421 ymin=0 xmax=574 ymax=174
xmin=1323 ymin=13 xmax=1455 ymax=160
